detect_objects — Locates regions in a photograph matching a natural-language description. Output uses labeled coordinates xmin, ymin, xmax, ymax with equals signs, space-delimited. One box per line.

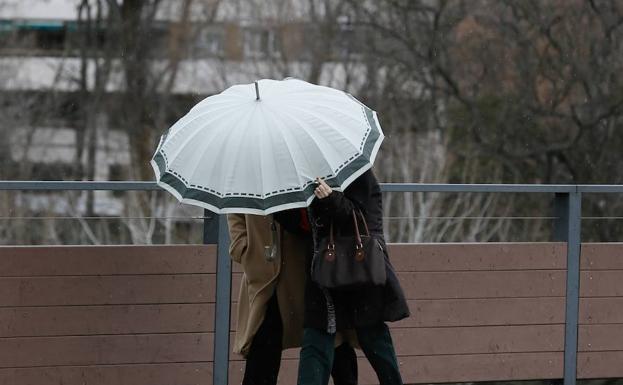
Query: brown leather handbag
xmin=311 ymin=209 xmax=387 ymax=289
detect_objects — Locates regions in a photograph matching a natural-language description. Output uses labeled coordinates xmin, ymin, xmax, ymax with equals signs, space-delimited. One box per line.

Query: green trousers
xmin=297 ymin=323 xmax=403 ymax=385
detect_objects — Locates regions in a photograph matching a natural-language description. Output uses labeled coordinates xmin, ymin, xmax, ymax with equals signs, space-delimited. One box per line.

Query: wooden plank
xmin=389 ymin=298 xmax=623 ymax=328
xmin=388 ymin=326 xmax=563 ymax=355
xmin=0 ymin=242 xmax=611 ymax=276
xmin=0 ymin=260 xmax=614 ymax=308
xmin=6 ymin=297 xmax=577 ymax=338
xmin=578 ymin=324 xmax=623 ymax=352
xmin=231 ymin=271 xmax=567 ymax=300
xmin=267 ymin=270 xmax=620 ymax=300
xmin=0 ymin=304 xmax=214 ymax=337
xmin=580 ymin=271 xmax=623 ymax=297
xmin=229 ymin=352 xmax=564 ymax=384
xmin=231 ymin=271 xmax=619 ymax=311
xmin=2 ymin=325 xmax=563 ymax=368
xmin=0 ymin=275 xmax=215 ymax=306
xmin=395 ymin=352 xmax=563 ymax=383
xmin=239 ymin=350 xmax=623 ymax=381
xmin=387 ymin=243 xmax=566 ymax=271
xmin=233 ymin=297 xmax=623 ymax=330
xmin=398 ymin=297 xmax=564 ymax=327
xmin=232 ymin=243 xmax=568 ymax=274
xmin=0 ymin=245 xmax=216 ymax=276
xmin=581 ymin=243 xmax=623 ymax=270
xmin=397 ymin=271 xmax=566 ymax=299
xmin=0 ymin=353 xmax=572 ymax=385
xmin=0 ymin=363 xmax=212 ymax=385
xmin=230 ymin=298 xmax=565 ymax=330
xmin=232 ymin=325 xmax=564 ymax=360
xmin=580 ymin=297 xmax=623 ymax=324
xmin=577 ymin=351 xmax=623 ymax=379
xmin=0 ymin=354 xmax=567 ymax=385
xmin=0 ymin=333 xmax=213 ymax=368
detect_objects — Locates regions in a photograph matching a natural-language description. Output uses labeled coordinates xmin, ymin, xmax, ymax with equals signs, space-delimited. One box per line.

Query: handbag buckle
xmin=325 ymin=243 xmax=336 ymax=262
xmin=355 ymin=243 xmax=365 ymax=261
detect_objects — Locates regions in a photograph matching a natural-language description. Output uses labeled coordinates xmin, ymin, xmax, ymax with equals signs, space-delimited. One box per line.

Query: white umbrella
xmin=150 ymin=78 xmax=384 ymax=215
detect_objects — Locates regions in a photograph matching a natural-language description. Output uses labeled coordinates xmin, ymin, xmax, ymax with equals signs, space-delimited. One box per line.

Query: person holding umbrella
xmin=227 ymin=212 xmax=358 ymax=385
xmin=151 ymin=77 xmax=407 ymax=384
xmin=295 ymin=170 xmax=409 ymax=385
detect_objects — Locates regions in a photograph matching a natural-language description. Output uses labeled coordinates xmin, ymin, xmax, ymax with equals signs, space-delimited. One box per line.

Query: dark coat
xmin=304 ymin=169 xmax=410 ymax=332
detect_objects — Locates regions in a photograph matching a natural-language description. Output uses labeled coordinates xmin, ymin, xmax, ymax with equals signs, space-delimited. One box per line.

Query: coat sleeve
xmin=227 ymin=214 xmax=247 ymax=264
xmin=312 ymin=171 xmax=374 ymax=225
xmin=312 ymin=190 xmax=358 ymax=224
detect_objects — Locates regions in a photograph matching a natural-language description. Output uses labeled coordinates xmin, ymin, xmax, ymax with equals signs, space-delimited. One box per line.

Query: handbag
xmin=311 ymin=209 xmax=387 ymax=289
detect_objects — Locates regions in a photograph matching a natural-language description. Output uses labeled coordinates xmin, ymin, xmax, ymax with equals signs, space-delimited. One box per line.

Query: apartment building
xmin=0 ymin=0 xmax=363 ymax=222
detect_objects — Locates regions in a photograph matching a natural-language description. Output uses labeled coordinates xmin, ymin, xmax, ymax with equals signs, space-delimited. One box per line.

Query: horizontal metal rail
xmin=2 ymin=181 xmax=623 ymax=193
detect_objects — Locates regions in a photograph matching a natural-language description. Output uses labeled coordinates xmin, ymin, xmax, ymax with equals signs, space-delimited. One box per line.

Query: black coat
xmin=304 ymin=169 xmax=410 ymax=332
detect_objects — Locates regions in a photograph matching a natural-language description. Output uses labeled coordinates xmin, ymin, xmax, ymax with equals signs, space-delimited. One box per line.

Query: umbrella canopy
xmin=150 ymin=78 xmax=384 ymax=215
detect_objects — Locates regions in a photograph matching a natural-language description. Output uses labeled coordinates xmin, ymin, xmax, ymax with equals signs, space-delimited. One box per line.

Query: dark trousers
xmin=297 ymin=323 xmax=403 ymax=385
xmin=243 ymin=294 xmax=358 ymax=385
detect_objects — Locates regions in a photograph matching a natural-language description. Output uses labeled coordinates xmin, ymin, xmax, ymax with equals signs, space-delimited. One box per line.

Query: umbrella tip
xmin=255 ymin=81 xmax=260 ymax=101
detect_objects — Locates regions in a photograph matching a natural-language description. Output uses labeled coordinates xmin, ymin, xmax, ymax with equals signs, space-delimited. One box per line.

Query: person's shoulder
xmin=351 ymin=169 xmax=378 ymax=190
xmin=343 ymin=169 xmax=379 ymax=204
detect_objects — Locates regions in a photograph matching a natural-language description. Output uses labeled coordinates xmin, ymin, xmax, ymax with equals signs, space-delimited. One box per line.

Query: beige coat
xmin=227 ymin=214 xmax=307 ymax=357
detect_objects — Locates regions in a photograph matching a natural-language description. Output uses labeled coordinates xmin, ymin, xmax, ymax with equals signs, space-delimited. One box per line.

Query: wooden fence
xmin=0 ymin=243 xmax=622 ymax=384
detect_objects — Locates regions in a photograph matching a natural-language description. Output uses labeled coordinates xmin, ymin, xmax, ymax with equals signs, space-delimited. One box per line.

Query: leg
xmin=331 ymin=343 xmax=358 ymax=385
xmin=356 ymin=323 xmax=403 ymax=385
xmin=243 ymin=294 xmax=283 ymax=385
xmin=297 ymin=328 xmax=336 ymax=385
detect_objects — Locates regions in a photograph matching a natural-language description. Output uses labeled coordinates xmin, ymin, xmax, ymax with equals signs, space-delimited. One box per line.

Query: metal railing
xmin=2 ymin=181 xmax=623 ymax=385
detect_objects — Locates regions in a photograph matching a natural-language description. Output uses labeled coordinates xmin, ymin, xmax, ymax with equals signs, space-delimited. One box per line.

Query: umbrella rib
xmin=255 ymin=104 xmax=269 ymax=199
xmin=181 ymin=109 xmax=250 ymax=198
xmin=289 ymin=98 xmax=366 ymax=124
xmin=284 ymin=103 xmax=364 ymax=155
xmin=166 ymin=103 xmax=238 ymax=140
xmin=215 ymin=105 xmax=258 ymax=199
xmin=261 ymin=104 xmax=307 ymax=191
xmin=267 ymin=106 xmax=338 ymax=182
xmin=163 ymin=107 xmax=239 ymax=166
xmin=189 ymin=96 xmax=242 ymax=114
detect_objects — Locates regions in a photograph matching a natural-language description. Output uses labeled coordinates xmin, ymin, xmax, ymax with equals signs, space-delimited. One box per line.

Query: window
xmin=194 ymin=27 xmax=224 ymax=57
xmin=0 ymin=20 xmax=68 ymax=55
xmin=243 ymin=27 xmax=280 ymax=59
xmin=334 ymin=15 xmax=362 ymax=60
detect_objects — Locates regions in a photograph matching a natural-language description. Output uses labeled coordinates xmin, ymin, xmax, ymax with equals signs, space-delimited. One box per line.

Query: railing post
xmin=554 ymin=192 xmax=582 ymax=385
xmin=203 ymin=209 xmax=219 ymax=244
xmin=211 ymin=214 xmax=231 ymax=385
xmin=553 ymin=193 xmax=569 ymax=242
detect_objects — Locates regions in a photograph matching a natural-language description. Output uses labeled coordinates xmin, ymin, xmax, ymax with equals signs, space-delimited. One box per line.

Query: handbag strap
xmin=327 ymin=219 xmax=335 ymax=250
xmin=354 ymin=209 xmax=370 ymax=236
xmin=326 ymin=208 xmax=369 ymax=251
xmin=351 ymin=210 xmax=363 ymax=248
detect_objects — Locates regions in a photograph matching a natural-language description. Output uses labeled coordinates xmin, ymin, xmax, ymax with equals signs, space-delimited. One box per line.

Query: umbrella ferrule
xmin=255 ymin=81 xmax=260 ymax=101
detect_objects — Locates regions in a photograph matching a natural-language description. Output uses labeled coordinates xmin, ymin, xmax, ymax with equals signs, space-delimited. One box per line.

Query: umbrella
xmin=150 ymin=78 xmax=384 ymax=215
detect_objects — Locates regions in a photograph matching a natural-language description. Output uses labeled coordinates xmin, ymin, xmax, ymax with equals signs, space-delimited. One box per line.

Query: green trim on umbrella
xmin=152 ymin=102 xmax=382 ymax=212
